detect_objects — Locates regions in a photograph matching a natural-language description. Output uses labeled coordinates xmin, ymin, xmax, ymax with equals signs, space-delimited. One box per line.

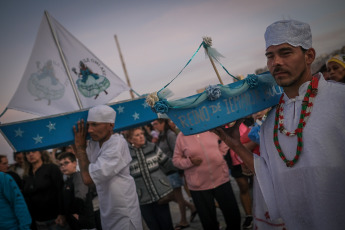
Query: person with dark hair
xmin=126 ymin=127 xmax=174 ymax=230
xmin=213 ymin=19 xmax=345 ymax=229
xmin=227 ymin=123 xmax=258 ymax=229
xmin=315 ymin=63 xmax=330 ymax=80
xmin=22 ymin=150 xmax=66 ymax=229
xmin=0 ymin=154 xmax=23 ymax=190
xmin=58 ymin=152 xmax=101 ymax=230
xmin=173 ymin=131 xmax=241 ymax=230
xmin=327 ymin=54 xmax=345 ymax=83
xmin=9 ymin=151 xmax=25 ymax=178
xmin=152 ymin=118 xmax=197 ymax=230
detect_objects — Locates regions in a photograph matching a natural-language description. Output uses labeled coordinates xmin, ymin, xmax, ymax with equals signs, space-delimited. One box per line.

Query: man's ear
xmin=305 ymin=48 xmax=316 ymax=65
xmin=108 ymin=123 xmax=114 ymax=131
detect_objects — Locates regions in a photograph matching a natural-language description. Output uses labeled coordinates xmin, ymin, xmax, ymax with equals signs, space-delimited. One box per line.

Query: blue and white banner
xmin=7 ymin=11 xmax=129 ymax=116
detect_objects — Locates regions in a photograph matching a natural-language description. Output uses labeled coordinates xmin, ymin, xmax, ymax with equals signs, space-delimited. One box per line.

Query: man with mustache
xmin=73 ymin=105 xmax=142 ymax=230
xmin=213 ymin=20 xmax=345 ymax=229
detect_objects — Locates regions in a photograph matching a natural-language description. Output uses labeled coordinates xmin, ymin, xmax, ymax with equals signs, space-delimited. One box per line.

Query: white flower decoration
xmin=146 ymin=92 xmax=159 ymax=107
xmin=203 ymin=36 xmax=212 ymax=47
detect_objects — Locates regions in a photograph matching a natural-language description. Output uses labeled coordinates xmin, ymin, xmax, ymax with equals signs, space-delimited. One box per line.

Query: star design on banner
xmin=33 ymin=134 xmax=43 ymax=144
xmin=14 ymin=128 xmax=24 ymax=137
xmin=142 ymin=102 xmax=149 ymax=109
xmin=117 ymin=105 xmax=124 ymax=114
xmin=132 ymin=112 xmax=140 ymax=120
xmin=46 ymin=121 xmax=56 ymax=132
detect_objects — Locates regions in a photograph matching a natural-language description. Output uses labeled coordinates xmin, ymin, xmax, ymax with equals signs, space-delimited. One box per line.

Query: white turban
xmin=265 ymin=20 xmax=312 ymax=50
xmin=87 ymin=105 xmax=116 ymax=124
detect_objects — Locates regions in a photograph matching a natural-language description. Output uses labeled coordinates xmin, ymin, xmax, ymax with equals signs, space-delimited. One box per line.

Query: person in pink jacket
xmin=173 ymin=131 xmax=241 ymax=230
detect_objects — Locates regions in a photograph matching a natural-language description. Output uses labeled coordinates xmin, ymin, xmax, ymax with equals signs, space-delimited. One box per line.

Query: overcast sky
xmin=1 ymin=0 xmax=344 ymax=159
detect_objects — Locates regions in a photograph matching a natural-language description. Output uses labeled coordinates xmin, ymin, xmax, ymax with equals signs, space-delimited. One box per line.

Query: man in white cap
xmin=213 ymin=20 xmax=345 ymax=229
xmin=73 ymin=105 xmax=142 ymax=230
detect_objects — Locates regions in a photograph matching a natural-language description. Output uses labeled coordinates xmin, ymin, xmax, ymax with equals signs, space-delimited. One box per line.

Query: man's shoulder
xmin=319 ymin=77 xmax=345 ymax=94
xmin=106 ymin=133 xmax=127 ymax=146
xmin=101 ymin=134 xmax=130 ymax=154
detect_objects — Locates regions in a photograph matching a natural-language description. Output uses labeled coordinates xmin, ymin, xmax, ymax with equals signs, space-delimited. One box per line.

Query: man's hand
xmin=213 ymin=119 xmax=255 ymax=173
xmin=73 ymin=119 xmax=87 ymax=156
xmin=189 ymin=156 xmax=203 ymax=166
xmin=73 ymin=119 xmax=94 ymax=186
xmin=212 ymin=119 xmax=243 ymax=150
xmin=55 ymin=215 xmax=66 ymax=226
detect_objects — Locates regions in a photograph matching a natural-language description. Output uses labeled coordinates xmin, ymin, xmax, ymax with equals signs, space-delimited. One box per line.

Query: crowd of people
xmin=1 ymin=19 xmax=344 ymax=230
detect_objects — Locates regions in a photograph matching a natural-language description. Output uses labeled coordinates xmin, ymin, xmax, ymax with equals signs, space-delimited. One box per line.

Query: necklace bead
xmin=273 ymin=76 xmax=319 ymax=167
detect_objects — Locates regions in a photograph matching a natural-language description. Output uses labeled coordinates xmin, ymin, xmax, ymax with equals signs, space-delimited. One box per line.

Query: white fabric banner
xmin=8 ymin=12 xmax=129 ymax=116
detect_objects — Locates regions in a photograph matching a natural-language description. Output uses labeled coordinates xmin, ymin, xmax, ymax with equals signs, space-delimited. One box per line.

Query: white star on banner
xmin=132 ymin=112 xmax=140 ymax=120
xmin=14 ymin=128 xmax=24 ymax=137
xmin=46 ymin=121 xmax=56 ymax=132
xmin=117 ymin=105 xmax=124 ymax=114
xmin=142 ymin=102 xmax=149 ymax=109
xmin=33 ymin=134 xmax=43 ymax=144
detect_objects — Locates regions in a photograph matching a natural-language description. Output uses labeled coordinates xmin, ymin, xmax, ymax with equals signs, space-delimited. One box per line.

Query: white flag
xmin=7 ymin=11 xmax=129 ymax=116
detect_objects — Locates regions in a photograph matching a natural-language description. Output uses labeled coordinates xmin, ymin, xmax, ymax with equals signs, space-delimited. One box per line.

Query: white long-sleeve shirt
xmin=87 ymin=133 xmax=142 ymax=230
xmin=255 ymin=75 xmax=345 ymax=230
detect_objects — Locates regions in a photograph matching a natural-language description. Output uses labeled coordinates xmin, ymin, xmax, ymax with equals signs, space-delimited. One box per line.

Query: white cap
xmin=265 ymin=20 xmax=312 ymax=50
xmin=87 ymin=105 xmax=116 ymax=124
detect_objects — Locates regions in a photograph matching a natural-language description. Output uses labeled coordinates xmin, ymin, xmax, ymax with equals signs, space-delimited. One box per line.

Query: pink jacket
xmin=173 ymin=131 xmax=230 ymax=191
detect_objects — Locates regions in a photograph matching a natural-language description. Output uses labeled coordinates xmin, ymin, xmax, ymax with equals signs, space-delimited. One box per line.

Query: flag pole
xmin=114 ymin=35 xmax=135 ymax=99
xmin=44 ymin=11 xmax=83 ymax=109
xmin=205 ymin=48 xmax=224 ymax=85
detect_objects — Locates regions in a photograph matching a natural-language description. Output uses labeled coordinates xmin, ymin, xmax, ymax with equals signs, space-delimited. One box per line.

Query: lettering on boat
xmin=175 ymin=86 xmax=282 ymax=129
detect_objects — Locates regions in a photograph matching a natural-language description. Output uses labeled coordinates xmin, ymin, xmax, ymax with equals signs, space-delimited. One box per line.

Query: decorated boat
xmin=146 ymin=37 xmax=283 ymax=135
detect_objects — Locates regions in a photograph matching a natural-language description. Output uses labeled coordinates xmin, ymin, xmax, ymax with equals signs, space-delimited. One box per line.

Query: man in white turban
xmin=213 ymin=20 xmax=345 ymax=229
xmin=73 ymin=105 xmax=142 ymax=230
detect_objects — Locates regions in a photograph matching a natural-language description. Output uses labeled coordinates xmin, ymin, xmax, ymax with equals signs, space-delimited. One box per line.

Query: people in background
xmin=173 ymin=131 xmax=241 ymax=230
xmin=22 ymin=150 xmax=66 ymax=230
xmin=9 ymin=151 xmax=25 ymax=178
xmin=152 ymin=118 xmax=197 ymax=230
xmin=0 ymin=154 xmax=23 ymax=190
xmin=0 ymin=172 xmax=31 ymax=229
xmin=58 ymin=152 xmax=101 ymax=230
xmin=127 ymin=127 xmax=174 ymax=230
xmin=326 ymin=54 xmax=345 ymax=82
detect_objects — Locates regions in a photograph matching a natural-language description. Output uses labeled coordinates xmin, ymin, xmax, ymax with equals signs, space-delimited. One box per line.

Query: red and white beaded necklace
xmin=273 ymin=76 xmax=319 ymax=167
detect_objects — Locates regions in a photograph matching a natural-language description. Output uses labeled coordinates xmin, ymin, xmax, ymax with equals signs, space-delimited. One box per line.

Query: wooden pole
xmin=205 ymin=48 xmax=224 ymax=85
xmin=114 ymin=35 xmax=135 ymax=99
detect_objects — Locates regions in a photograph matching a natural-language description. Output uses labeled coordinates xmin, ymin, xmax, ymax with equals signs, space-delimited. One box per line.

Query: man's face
xmin=15 ymin=152 xmax=24 ymax=166
xmin=0 ymin=157 xmax=9 ymax=172
xmin=59 ymin=158 xmax=77 ymax=175
xmin=151 ymin=120 xmax=165 ymax=132
xmin=25 ymin=151 xmax=42 ymax=164
xmin=265 ymin=43 xmax=309 ymax=88
xmin=87 ymin=122 xmax=114 ymax=143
